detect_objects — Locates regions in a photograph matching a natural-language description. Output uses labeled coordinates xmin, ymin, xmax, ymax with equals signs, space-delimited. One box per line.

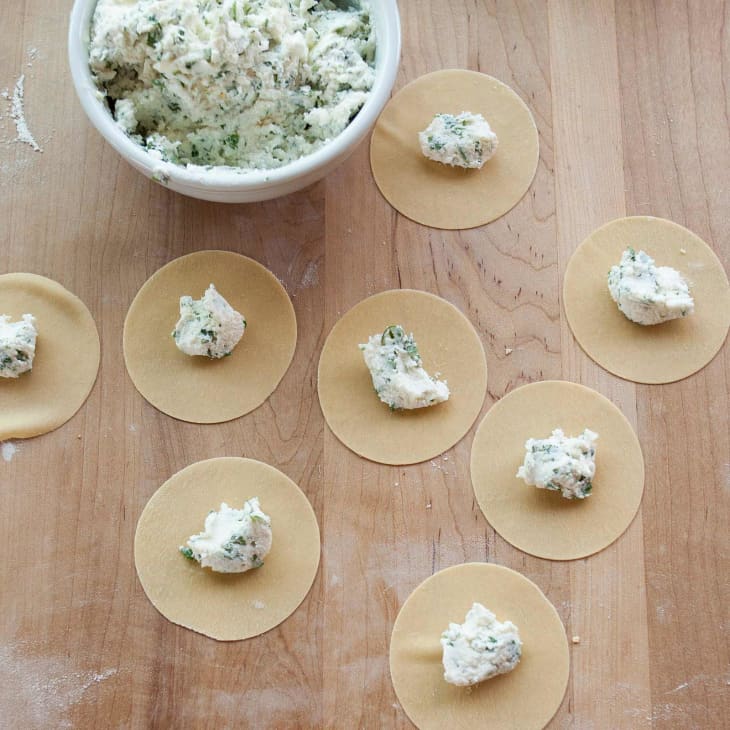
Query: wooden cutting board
xmin=0 ymin=1 xmax=727 ymax=728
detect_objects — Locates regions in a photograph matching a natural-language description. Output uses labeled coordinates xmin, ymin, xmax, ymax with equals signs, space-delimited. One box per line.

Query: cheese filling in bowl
xmin=69 ymin=0 xmax=400 ymax=202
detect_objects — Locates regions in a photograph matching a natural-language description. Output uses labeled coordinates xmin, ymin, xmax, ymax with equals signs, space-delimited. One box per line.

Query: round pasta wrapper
xmin=123 ymin=250 xmax=296 ymax=423
xmin=390 ymin=563 xmax=569 ymax=730
xmin=134 ymin=457 xmax=320 ymax=641
xmin=470 ymin=381 xmax=644 ymax=561
xmin=564 ymin=216 xmax=730 ymax=384
xmin=0 ymin=273 xmax=100 ymax=439
xmin=370 ymin=69 xmax=539 ymax=230
xmin=317 ymin=289 xmax=487 ymax=465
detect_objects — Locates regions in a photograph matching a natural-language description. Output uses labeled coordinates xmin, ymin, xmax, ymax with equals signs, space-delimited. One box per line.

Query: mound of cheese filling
xmin=172 ymin=283 xmax=246 ymax=359
xmin=88 ymin=0 xmax=375 ymax=170
xmin=419 ymin=112 xmax=498 ymax=169
xmin=607 ymin=247 xmax=694 ymax=325
xmin=517 ymin=428 xmax=598 ymax=500
xmin=359 ymin=325 xmax=450 ymax=410
xmin=180 ymin=498 xmax=272 ymax=573
xmin=0 ymin=314 xmax=37 ymax=378
xmin=441 ymin=603 xmax=522 ymax=686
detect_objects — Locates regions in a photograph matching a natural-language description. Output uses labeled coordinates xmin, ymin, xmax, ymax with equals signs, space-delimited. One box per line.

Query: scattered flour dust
xmin=0 ymin=644 xmax=116 ymax=730
xmin=290 ymin=259 xmax=320 ymax=297
xmin=1 ymin=48 xmax=45 ymax=155
xmin=10 ymin=75 xmax=42 ymax=152
xmin=2 ymin=441 xmax=18 ymax=462
xmin=300 ymin=260 xmax=320 ymax=289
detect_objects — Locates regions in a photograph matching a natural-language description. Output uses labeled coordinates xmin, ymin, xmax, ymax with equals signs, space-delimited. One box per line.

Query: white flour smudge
xmin=0 ymin=644 xmax=117 ymax=729
xmin=251 ymin=600 xmax=266 ymax=610
xmin=429 ymin=459 xmax=455 ymax=476
xmin=655 ymin=598 xmax=673 ymax=625
xmin=664 ymin=672 xmax=729 ymax=695
xmin=300 ymin=260 xmax=320 ymax=289
xmin=2 ymin=442 xmax=17 ymax=462
xmin=0 ymin=156 xmax=33 ymax=187
xmin=9 ymin=75 xmax=41 ymax=152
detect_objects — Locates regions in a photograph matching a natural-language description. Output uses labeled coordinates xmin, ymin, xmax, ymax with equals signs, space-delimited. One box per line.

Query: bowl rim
xmin=68 ymin=0 xmax=401 ymax=191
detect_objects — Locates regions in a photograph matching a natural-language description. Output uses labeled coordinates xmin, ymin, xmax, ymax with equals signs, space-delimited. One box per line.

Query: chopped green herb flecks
xmin=608 ymin=246 xmax=694 ymax=325
xmin=0 ymin=314 xmax=37 ymax=377
xmin=179 ymin=498 xmax=271 ymax=573
xmin=517 ymin=428 xmax=598 ymax=500
xmin=146 ymin=21 xmax=163 ymax=47
xmin=88 ymin=0 xmax=375 ymax=169
xmin=361 ymin=321 xmax=449 ymax=411
xmin=172 ymin=284 xmax=245 ymax=359
xmin=419 ymin=112 xmax=498 ymax=169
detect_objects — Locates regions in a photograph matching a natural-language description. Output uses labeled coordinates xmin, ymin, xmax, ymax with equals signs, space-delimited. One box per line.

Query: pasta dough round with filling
xmin=0 ymin=273 xmax=100 ymax=440
xmin=564 ymin=216 xmax=729 ymax=383
xmin=123 ymin=250 xmax=296 ymax=424
xmin=370 ymin=69 xmax=539 ymax=229
xmin=390 ymin=563 xmax=568 ymax=730
xmin=470 ymin=381 xmax=644 ymax=561
xmin=134 ymin=457 xmax=320 ymax=641
xmin=318 ymin=289 xmax=487 ymax=465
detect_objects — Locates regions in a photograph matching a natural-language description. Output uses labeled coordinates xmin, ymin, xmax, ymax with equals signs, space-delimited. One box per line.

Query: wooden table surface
xmin=1 ymin=1 xmax=728 ymax=728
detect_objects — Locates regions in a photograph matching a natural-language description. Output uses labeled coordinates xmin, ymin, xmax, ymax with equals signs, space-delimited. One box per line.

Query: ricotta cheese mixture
xmin=359 ymin=325 xmax=450 ymax=410
xmin=418 ymin=112 xmax=498 ymax=169
xmin=0 ymin=314 xmax=37 ymax=378
xmin=180 ymin=497 xmax=272 ymax=573
xmin=607 ymin=247 xmax=694 ymax=325
xmin=88 ymin=0 xmax=375 ymax=170
xmin=172 ymin=283 xmax=245 ymax=358
xmin=441 ymin=602 xmax=522 ymax=687
xmin=517 ymin=428 xmax=598 ymax=500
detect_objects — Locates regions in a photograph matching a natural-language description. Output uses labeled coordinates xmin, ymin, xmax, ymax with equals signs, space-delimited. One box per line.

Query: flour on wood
xmin=26 ymin=47 xmax=39 ymax=67
xmin=0 ymin=644 xmax=116 ymax=729
xmin=300 ymin=260 xmax=320 ymax=290
xmin=1 ymin=441 xmax=17 ymax=462
xmin=10 ymin=75 xmax=42 ymax=152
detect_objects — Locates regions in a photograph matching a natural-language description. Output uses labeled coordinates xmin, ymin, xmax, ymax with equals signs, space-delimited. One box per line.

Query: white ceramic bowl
xmin=68 ymin=1 xmax=400 ymax=203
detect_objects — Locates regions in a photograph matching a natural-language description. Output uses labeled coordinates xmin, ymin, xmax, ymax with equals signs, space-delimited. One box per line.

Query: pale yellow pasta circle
xmin=370 ymin=69 xmax=539 ymax=230
xmin=564 ymin=216 xmax=730 ymax=384
xmin=470 ymin=381 xmax=644 ymax=561
xmin=134 ymin=457 xmax=320 ymax=641
xmin=0 ymin=273 xmax=100 ymax=439
xmin=317 ymin=289 xmax=487 ymax=465
xmin=123 ymin=250 xmax=297 ymax=423
xmin=390 ymin=563 xmax=569 ymax=730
